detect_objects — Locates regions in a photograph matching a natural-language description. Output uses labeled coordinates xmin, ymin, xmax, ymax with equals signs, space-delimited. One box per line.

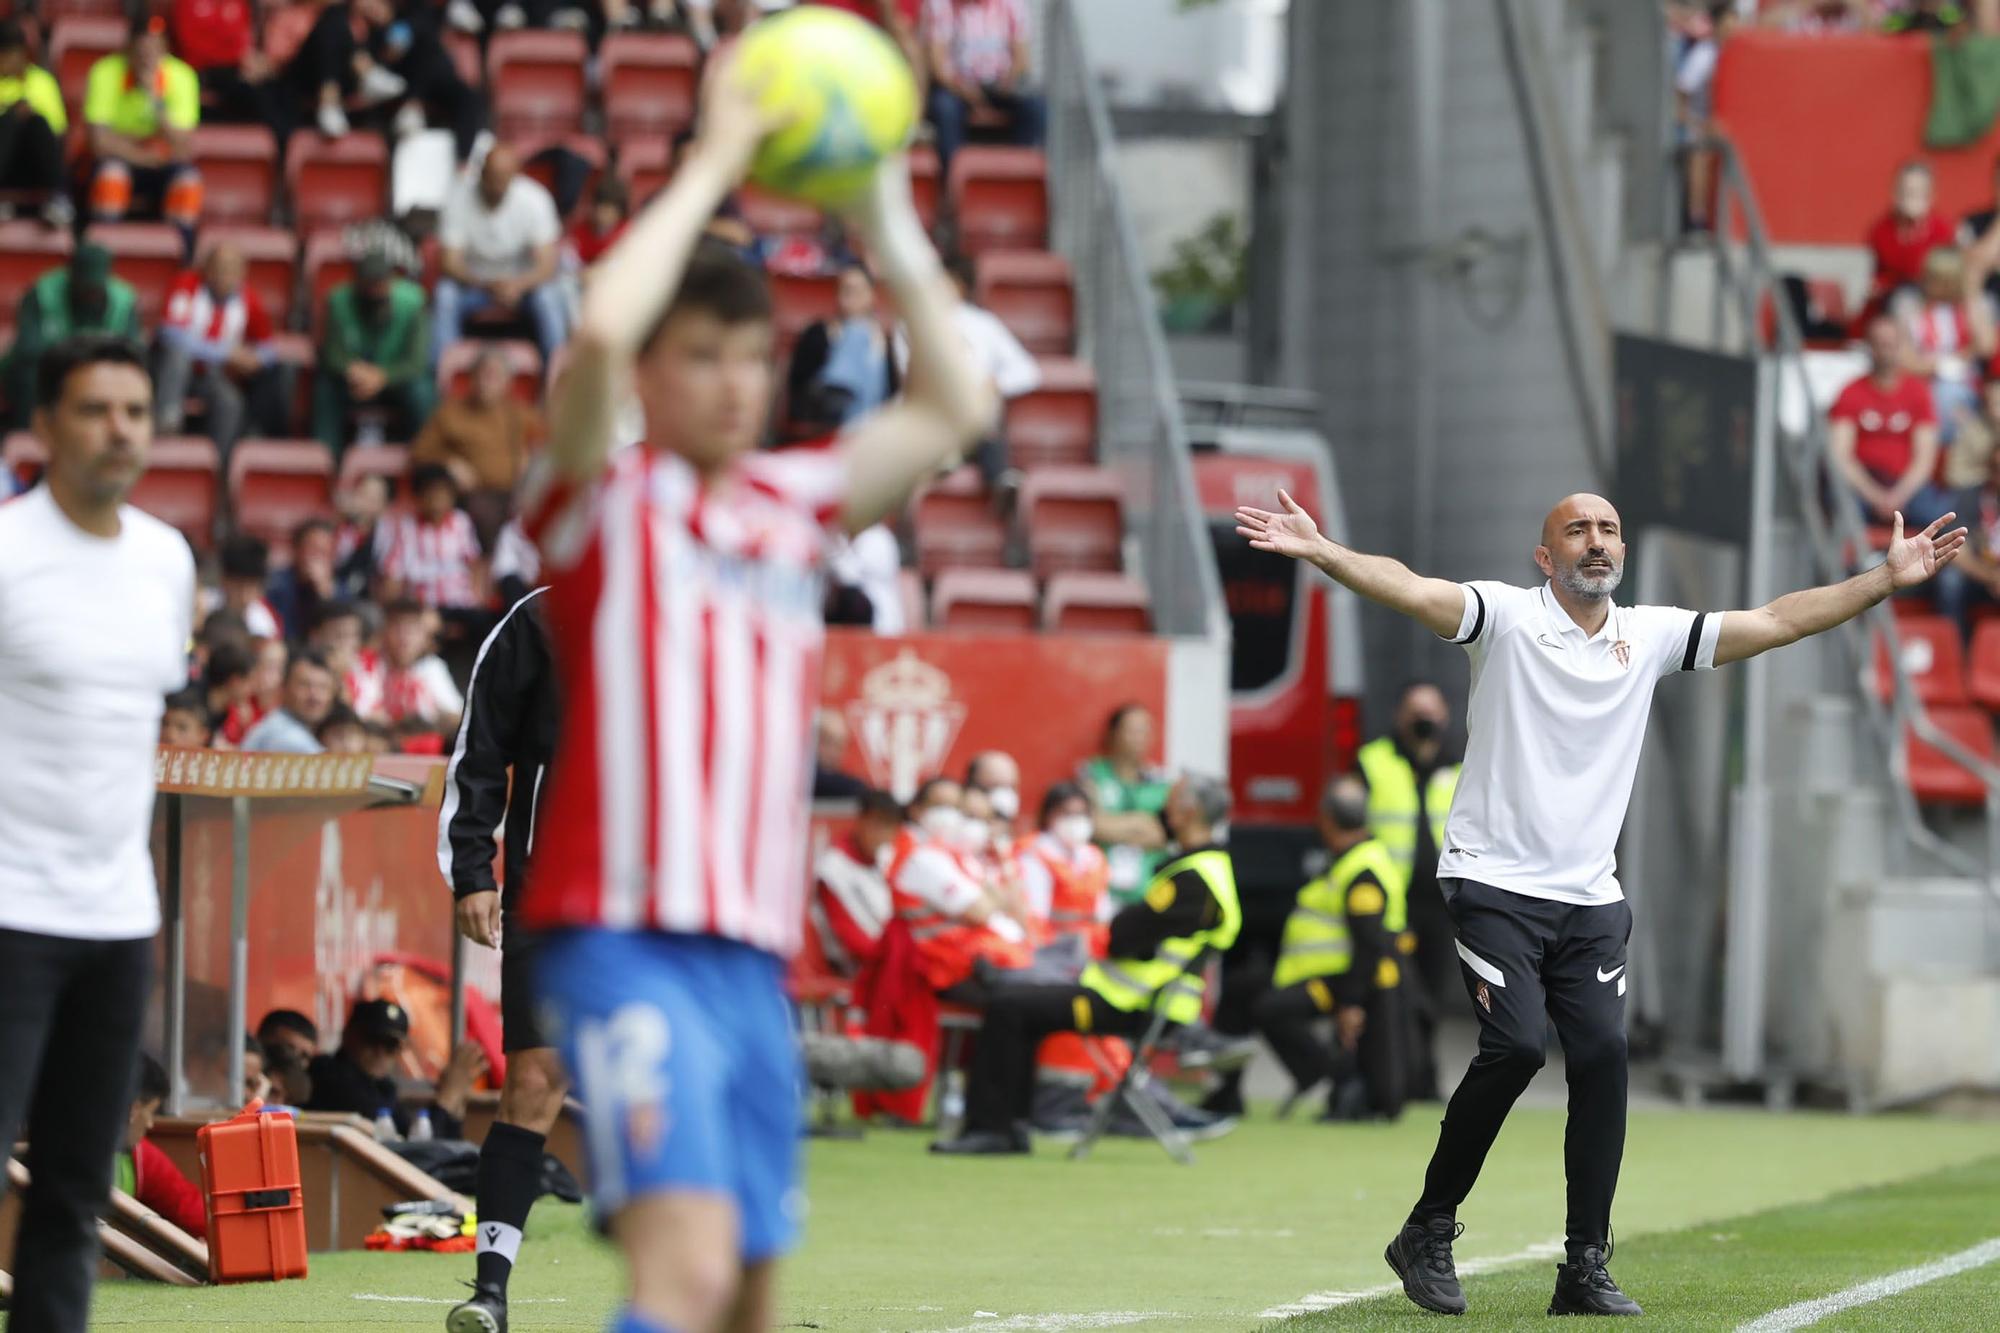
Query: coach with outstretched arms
xmin=1235 ymin=489 xmax=1966 ymax=1317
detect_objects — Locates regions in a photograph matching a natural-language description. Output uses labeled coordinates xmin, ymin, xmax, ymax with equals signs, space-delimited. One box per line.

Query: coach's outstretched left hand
xmin=1884 ymin=510 xmax=1969 ymax=588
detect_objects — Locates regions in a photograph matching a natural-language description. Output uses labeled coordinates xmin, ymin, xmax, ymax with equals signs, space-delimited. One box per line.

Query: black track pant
xmin=1254 ymin=980 xmax=1409 ymax=1119
xmin=957 ymin=981 xmax=1149 ymax=1136
xmin=0 ymin=927 xmax=153 ymax=1333
xmin=1410 ymin=878 xmax=1631 ymax=1258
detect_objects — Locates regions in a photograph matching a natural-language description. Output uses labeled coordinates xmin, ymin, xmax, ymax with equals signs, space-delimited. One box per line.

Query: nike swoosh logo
xmin=1446 ymin=847 xmax=1479 ymax=858
xmin=1537 ymin=633 xmax=1562 ymax=649
xmin=1596 ymin=965 xmax=1625 ymax=983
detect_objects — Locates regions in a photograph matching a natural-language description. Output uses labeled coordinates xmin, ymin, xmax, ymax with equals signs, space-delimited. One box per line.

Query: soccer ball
xmin=731 ymin=7 xmax=920 ymax=208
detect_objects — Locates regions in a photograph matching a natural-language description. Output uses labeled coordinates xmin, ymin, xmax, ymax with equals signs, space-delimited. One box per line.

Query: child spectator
xmin=200 ymin=640 xmax=255 ymax=744
xmin=1868 ymin=162 xmax=1957 ymax=309
xmin=379 ymin=464 xmax=485 ymax=612
xmin=160 ymin=688 xmax=213 ymax=747
xmin=317 ymin=705 xmax=370 ymax=754
xmin=334 ymin=474 xmax=394 ymax=600
xmin=119 ymin=1055 xmax=207 ymax=1238
xmin=217 ymin=535 xmax=282 ymax=640
xmin=566 ymin=176 xmax=632 ymax=267
xmin=310 ymin=599 xmax=385 ymax=719
xmin=380 ymin=598 xmax=465 ymax=734
xmin=220 ymin=636 xmax=286 ymax=746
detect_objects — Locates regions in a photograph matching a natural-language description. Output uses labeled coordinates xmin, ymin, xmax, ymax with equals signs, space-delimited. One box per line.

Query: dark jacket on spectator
xmin=303 ymin=1050 xmax=463 ymax=1139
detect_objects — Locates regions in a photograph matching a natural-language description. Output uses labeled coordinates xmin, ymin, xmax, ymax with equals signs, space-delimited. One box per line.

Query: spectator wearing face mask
xmin=1355 ymin=680 xmax=1461 ymax=1103
xmin=886 ymin=777 xmax=1031 ymax=994
xmin=1013 ymin=782 xmax=1110 ymax=958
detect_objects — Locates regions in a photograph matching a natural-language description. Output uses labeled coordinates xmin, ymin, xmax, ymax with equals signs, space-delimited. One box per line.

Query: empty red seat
xmin=736 ymin=186 xmax=821 ymax=240
xmin=976 ymin=251 xmax=1074 ymax=356
xmin=436 ymin=338 xmax=543 ymax=402
xmin=602 ymin=32 xmax=700 ymax=146
xmin=303 ymin=229 xmax=357 ymax=320
xmin=769 ymin=270 xmax=840 ymax=346
xmin=285 ymin=133 xmax=388 ymax=232
xmin=616 ymin=138 xmax=676 ymax=205
xmin=129 ymin=436 xmax=221 ymax=550
xmin=49 ymin=17 xmax=123 ymax=119
xmin=337 ymin=443 xmax=411 ymax=494
xmin=0 ymin=221 xmax=72 ymax=320
xmin=1043 ymin=571 xmax=1150 ymax=634
xmin=86 ymin=223 xmax=184 ymax=325
xmin=190 ymin=124 xmax=278 ymax=224
xmin=1904 ymin=705 xmax=1996 ymax=806
xmin=932 ymin=568 xmax=1037 ymax=631
xmin=1007 ymin=356 xmax=1096 ymax=470
xmin=198 ymin=225 xmax=299 ymax=330
xmin=1018 ymin=465 xmax=1123 ymax=579
xmin=229 ymin=439 xmax=334 ymax=545
xmin=1872 ymin=614 xmax=1966 ymax=708
xmin=913 ymin=467 xmax=1005 ymax=577
xmin=1969 ymin=621 xmax=2000 ymax=712
xmin=949 ymin=147 xmax=1047 ymax=256
xmin=489 ymin=30 xmax=588 ymax=138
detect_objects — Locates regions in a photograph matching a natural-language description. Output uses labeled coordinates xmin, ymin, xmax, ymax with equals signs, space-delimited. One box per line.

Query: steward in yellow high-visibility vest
xmin=933 ymin=774 xmax=1242 ymax=1156
xmin=1250 ymin=774 xmax=1412 ymax=1122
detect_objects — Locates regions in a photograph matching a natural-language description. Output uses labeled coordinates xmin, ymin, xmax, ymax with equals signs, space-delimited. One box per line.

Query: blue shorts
xmin=534 ymin=929 xmax=802 ymax=1262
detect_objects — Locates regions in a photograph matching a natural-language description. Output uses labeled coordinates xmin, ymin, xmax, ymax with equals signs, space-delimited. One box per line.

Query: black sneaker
xmin=1549 ymin=1243 xmax=1642 ymax=1316
xmin=1385 ymin=1216 xmax=1468 ymax=1315
xmin=445 ymin=1282 xmax=507 ymax=1333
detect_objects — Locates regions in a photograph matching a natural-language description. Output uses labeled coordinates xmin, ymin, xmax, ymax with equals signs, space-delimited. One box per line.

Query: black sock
xmin=474 ymin=1121 xmax=546 ymax=1295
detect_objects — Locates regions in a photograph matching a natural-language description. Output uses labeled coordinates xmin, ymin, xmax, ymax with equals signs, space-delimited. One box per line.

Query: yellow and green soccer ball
xmin=731 ymin=6 xmax=920 ymax=208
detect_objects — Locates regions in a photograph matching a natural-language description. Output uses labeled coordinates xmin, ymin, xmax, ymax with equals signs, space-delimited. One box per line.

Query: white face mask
xmin=1052 ymin=813 xmax=1094 ymax=849
xmin=920 ymin=805 xmax=963 ymax=844
xmin=957 ymin=820 xmax=991 ymax=855
xmin=986 ymin=786 xmax=1020 ymax=820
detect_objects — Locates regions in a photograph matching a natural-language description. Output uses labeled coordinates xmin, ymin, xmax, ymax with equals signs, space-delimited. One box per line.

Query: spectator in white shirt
xmin=240 ymin=649 xmax=339 ymax=753
xmin=896 ymin=252 xmax=1041 ymax=494
xmin=826 ymin=524 xmax=905 ymax=633
xmin=379 ymin=597 xmax=465 ymax=734
xmin=435 ymin=145 xmax=568 ymax=365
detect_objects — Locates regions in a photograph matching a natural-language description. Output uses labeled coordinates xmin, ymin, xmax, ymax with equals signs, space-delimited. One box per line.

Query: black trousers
xmin=1412 ymin=878 xmax=1631 ymax=1258
xmin=0 ymin=105 xmax=66 ymax=196
xmin=959 ymin=981 xmax=1149 ymax=1136
xmin=0 ymin=927 xmax=154 ymax=1333
xmin=1403 ymin=871 xmax=1462 ymax=1100
xmin=1254 ymin=980 xmax=1409 ymax=1119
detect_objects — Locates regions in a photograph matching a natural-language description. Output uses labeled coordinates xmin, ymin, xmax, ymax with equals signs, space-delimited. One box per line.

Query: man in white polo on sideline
xmin=0 ymin=334 xmax=195 ymax=1331
xmin=1237 ymin=488 xmax=1965 ymax=1318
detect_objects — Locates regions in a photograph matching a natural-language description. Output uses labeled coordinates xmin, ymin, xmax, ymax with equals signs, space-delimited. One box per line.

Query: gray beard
xmin=1556 ymin=563 xmax=1624 ymax=600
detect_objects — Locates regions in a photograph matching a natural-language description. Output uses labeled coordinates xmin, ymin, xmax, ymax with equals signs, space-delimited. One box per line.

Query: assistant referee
xmin=1236 ymin=489 xmax=1966 ymax=1317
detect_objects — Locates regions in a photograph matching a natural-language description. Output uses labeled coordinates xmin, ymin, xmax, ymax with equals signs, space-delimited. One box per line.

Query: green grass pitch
xmin=87 ymin=1106 xmax=2000 ymax=1331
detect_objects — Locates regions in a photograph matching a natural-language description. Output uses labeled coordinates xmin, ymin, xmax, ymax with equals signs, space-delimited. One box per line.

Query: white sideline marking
xmin=1256 ymin=1239 xmax=1565 ymax=1318
xmin=1736 ymin=1236 xmax=2000 ymax=1332
xmin=926 ymin=1312 xmax=1184 ymax=1331
xmin=351 ymin=1294 xmax=569 ymax=1305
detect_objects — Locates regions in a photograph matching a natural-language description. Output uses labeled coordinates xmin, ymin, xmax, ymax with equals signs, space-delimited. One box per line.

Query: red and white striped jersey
xmin=519 ymin=442 xmax=849 ymax=956
xmin=160 ymin=271 xmax=273 ymax=356
xmin=380 ymin=510 xmax=483 ymax=609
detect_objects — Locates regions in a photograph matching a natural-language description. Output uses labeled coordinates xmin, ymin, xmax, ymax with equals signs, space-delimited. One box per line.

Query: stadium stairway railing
xmin=1675 ymin=134 xmax=2000 ymax=894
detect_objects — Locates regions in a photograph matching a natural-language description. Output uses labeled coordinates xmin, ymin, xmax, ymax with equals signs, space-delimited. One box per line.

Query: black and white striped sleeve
xmin=436 ymin=591 xmax=541 ymax=899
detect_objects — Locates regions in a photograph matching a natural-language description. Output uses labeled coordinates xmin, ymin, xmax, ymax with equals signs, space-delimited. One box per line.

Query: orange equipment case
xmin=195 ymin=1104 xmax=309 ymax=1283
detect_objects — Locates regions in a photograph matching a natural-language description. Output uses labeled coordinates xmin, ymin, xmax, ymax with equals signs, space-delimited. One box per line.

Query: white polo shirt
xmin=1433 ymin=580 xmax=1722 ymax=907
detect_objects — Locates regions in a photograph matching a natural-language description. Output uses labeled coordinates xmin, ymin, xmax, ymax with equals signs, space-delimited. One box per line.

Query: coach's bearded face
xmin=1553 ymin=544 xmax=1623 ymax=600
xmin=1537 ymin=493 xmax=1625 ymax=601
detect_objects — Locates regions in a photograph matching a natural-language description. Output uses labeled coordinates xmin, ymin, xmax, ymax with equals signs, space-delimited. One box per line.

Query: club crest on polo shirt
xmin=1612 ymin=639 xmax=1632 ymax=670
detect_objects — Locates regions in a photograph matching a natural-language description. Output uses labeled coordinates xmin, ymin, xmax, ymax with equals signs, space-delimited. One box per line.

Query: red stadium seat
xmin=0 ymin=221 xmax=72 ymax=322
xmin=931 ymin=568 xmax=1038 ymax=631
xmin=1018 ymin=466 xmax=1123 ymax=579
xmin=85 ymin=223 xmax=183 ymax=326
xmin=736 ymin=186 xmax=822 ymax=240
xmin=436 ymin=338 xmax=543 ymax=403
xmin=1872 ymin=614 xmax=1966 ymax=708
xmin=949 ymin=147 xmax=1047 ymax=256
xmin=337 ymin=443 xmax=411 ymax=494
xmin=129 ymin=436 xmax=221 ymax=551
xmin=1904 ymin=705 xmax=1996 ymax=806
xmin=48 ymin=17 xmax=123 ymax=119
xmin=285 ymin=133 xmax=389 ymax=232
xmin=189 ymin=124 xmax=279 ymax=225
xmin=1968 ymin=621 xmax=2000 ymax=712
xmin=616 ymin=138 xmax=675 ymax=206
xmin=768 ymin=270 xmax=840 ymax=346
xmin=976 ymin=250 xmax=1075 ymax=356
xmin=228 ymin=439 xmax=334 ymax=545
xmin=1006 ymin=356 xmax=1096 ymax=470
xmin=909 ymin=145 xmax=941 ymax=236
xmin=913 ymin=467 xmax=1005 ymax=577
xmin=489 ymin=30 xmax=588 ymax=138
xmin=601 ymin=32 xmax=700 ymax=146
xmin=198 ymin=224 xmax=299 ymax=331
xmin=515 ymin=133 xmax=605 ymax=217
xmin=303 ymin=229 xmax=357 ymax=321
xmin=1042 ymin=571 xmax=1151 ymax=634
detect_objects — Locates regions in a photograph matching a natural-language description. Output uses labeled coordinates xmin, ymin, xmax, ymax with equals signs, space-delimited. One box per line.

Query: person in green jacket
xmin=2 ymin=245 xmax=142 ymax=430
xmin=313 ymin=252 xmax=436 ymax=453
xmin=1077 ymin=702 xmax=1175 ymax=907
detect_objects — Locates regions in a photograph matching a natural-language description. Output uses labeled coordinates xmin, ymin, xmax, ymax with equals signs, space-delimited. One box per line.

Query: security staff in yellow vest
xmin=1254 ymin=774 xmax=1410 ymax=1121
xmin=1356 ymin=681 xmax=1460 ymax=1100
xmin=932 ymin=775 xmax=1243 ymax=1156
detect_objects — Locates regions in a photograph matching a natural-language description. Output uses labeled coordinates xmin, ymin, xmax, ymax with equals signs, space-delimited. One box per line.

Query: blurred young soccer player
xmin=483 ymin=65 xmax=992 ymax=1333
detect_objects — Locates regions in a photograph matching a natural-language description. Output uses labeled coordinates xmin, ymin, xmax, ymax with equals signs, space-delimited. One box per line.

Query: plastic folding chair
xmin=1067 ymin=951 xmax=1216 ymax=1166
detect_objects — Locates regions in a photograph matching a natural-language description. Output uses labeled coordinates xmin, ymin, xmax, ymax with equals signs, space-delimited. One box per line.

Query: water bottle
xmin=411 ymin=1109 xmax=434 ymax=1143
xmin=374 ymin=1107 xmax=400 ymax=1142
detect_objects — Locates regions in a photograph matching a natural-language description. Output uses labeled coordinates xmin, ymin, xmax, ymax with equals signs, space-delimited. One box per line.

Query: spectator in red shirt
xmin=168 ymin=0 xmax=287 ymax=140
xmin=379 ymin=598 xmax=464 ymax=735
xmin=155 ymin=241 xmax=283 ymax=457
xmin=1828 ymin=315 xmax=1951 ymax=529
xmin=1868 ymin=161 xmax=1957 ymax=306
xmin=565 ymin=177 xmax=631 ymax=268
xmin=924 ymin=0 xmax=1044 ymax=172
xmin=119 ymin=1055 xmax=207 ymax=1238
xmin=199 ymin=639 xmax=255 ymax=745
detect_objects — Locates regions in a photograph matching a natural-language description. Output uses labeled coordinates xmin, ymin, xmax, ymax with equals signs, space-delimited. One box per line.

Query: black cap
xmin=347 ymin=998 xmax=410 ymax=1045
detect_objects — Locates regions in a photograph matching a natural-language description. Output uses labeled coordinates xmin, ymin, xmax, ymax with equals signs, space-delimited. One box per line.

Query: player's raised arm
xmin=1237 ymin=490 xmax=1467 ymax=640
xmin=547 ymin=65 xmax=777 ymax=484
xmin=835 ymin=161 xmax=997 ymax=533
xmin=1712 ymin=509 xmax=1968 ymax=665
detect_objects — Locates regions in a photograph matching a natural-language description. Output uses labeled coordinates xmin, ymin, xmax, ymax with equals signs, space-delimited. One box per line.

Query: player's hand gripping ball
xmin=730 ymin=6 xmax=919 ymax=208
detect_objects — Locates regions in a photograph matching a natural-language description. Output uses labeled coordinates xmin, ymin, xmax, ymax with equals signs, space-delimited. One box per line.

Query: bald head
xmin=1536 ymin=493 xmax=1625 ymax=601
